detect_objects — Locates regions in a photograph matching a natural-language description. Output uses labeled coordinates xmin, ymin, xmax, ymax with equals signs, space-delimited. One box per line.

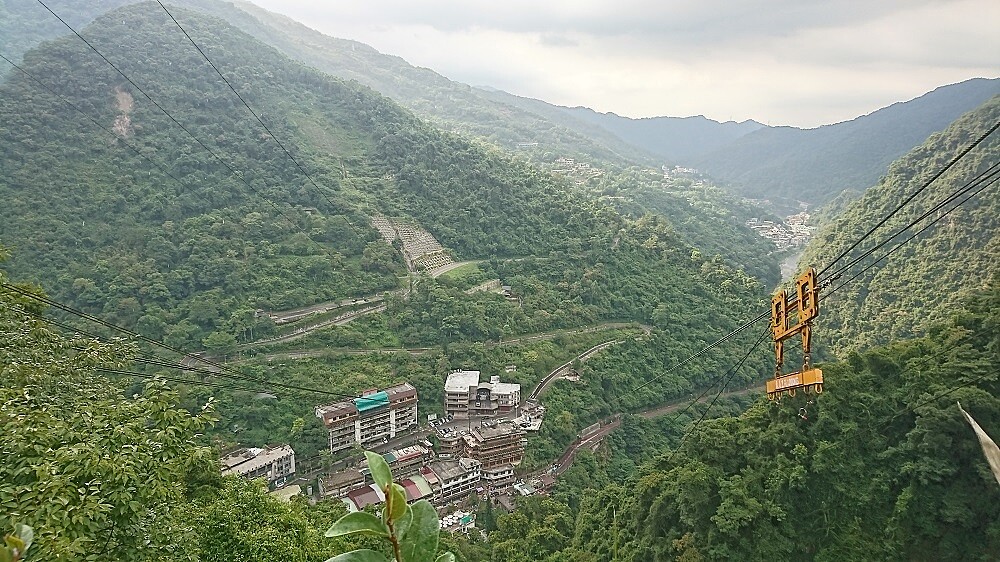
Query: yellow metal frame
xmin=768 ymin=268 xmax=823 ymax=400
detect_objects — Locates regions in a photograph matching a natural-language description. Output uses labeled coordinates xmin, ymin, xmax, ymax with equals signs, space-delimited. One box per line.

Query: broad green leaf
xmin=325 ymin=512 xmax=389 ymax=538
xmin=387 ymin=482 xmax=407 ymax=522
xmin=323 ymin=549 xmax=391 ymax=562
xmin=365 ymin=451 xmax=393 ymax=491
xmin=394 ymin=504 xmax=414 ymax=538
xmin=398 ymin=499 xmax=440 ymax=562
xmin=435 ymin=553 xmax=456 ymax=562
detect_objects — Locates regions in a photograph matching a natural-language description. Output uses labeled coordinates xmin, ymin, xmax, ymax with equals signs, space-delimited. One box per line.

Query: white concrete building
xmin=444 ymin=370 xmax=520 ymax=419
xmin=221 ymin=444 xmax=296 ymax=485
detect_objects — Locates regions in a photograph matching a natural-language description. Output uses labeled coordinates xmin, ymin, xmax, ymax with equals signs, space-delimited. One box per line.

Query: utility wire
xmin=664 ymin=328 xmax=771 ymax=462
xmin=33 ymin=0 xmax=342 ymax=259
xmin=636 ymin=154 xmax=998 ymax=454
xmin=822 ymin=160 xmax=1000 ymax=287
xmin=826 ymin=170 xmax=999 ymax=299
xmin=155 ymin=0 xmax=344 ymax=218
xmin=97 ymin=366 xmax=269 ymax=394
xmin=631 ymin=310 xmax=770 ymax=393
xmin=817 ymin=118 xmax=1000 ymax=278
xmin=1 ymin=283 xmax=363 ymax=399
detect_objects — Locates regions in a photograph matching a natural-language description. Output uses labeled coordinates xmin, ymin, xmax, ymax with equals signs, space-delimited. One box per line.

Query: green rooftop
xmin=354 ymin=391 xmax=389 ymax=413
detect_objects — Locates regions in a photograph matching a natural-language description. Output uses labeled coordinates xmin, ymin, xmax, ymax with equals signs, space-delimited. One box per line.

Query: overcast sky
xmin=250 ymin=0 xmax=998 ymax=128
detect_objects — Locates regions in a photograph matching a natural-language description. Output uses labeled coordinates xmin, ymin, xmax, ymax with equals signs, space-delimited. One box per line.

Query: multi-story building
xmin=221 ymin=444 xmax=296 ymax=486
xmin=382 ymin=445 xmax=434 ymax=478
xmin=444 ymin=370 xmax=520 ymax=419
xmin=318 ymin=469 xmax=365 ymax=499
xmin=436 ymin=430 xmax=463 ymax=458
xmin=423 ymin=458 xmax=482 ymax=503
xmin=315 ymin=383 xmax=418 ymax=453
xmin=462 ymin=423 xmax=526 ymax=487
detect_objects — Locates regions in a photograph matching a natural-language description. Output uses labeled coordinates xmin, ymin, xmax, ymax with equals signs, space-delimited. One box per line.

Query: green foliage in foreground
xmin=0 ymin=525 xmax=32 ymax=562
xmin=0 ymin=262 xmax=396 ymax=561
xmin=324 ymin=451 xmax=454 ymax=562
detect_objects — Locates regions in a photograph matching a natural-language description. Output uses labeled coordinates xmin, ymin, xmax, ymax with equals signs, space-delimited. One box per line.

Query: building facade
xmin=444 ymin=370 xmax=520 ymax=419
xmin=221 ymin=444 xmax=296 ymax=486
xmin=315 ymin=383 xmax=418 ymax=453
xmin=463 ymin=423 xmax=526 ymax=488
xmin=424 ymin=458 xmax=482 ymax=503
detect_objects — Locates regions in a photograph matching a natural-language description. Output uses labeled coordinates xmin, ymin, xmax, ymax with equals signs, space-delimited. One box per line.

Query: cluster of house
xmin=311 ymin=370 xmax=528 ymax=510
xmin=320 ymin=417 xmax=528 ymax=512
xmin=745 ymin=214 xmax=815 ymax=249
xmin=551 ymin=157 xmax=603 ymax=185
xmin=220 ymin=369 xmax=535 ymax=510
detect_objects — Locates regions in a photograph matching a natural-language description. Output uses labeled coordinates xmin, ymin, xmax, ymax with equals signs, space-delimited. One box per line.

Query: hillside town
xmin=219 ymin=368 xmax=563 ymax=531
xmin=746 ymin=211 xmax=816 ymax=249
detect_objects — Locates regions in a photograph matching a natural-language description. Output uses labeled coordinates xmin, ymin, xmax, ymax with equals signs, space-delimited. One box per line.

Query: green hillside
xmin=0 ymin=1 xmax=774 ymax=462
xmin=481 ymin=278 xmax=1000 ymax=561
xmin=802 ymin=96 xmax=1000 ymax=356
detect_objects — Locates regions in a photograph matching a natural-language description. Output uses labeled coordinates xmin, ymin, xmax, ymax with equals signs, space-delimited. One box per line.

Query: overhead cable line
xmin=96 ymin=367 xmax=269 ymax=394
xmin=11 ymin=305 xmax=254 ymax=382
xmin=826 ymin=164 xmax=999 ymax=299
xmin=154 ymin=0 xmax=347 ymax=221
xmin=822 ymin=160 xmax=1000 ymax=288
xmin=631 ymin=310 xmax=770 ymax=393
xmin=0 ymin=51 xmax=244 ymax=219
xmin=32 ymin=0 xmax=344 ymax=259
xmin=664 ymin=328 xmax=771 ymax=463
xmin=817 ymin=118 xmax=1000 ymax=278
xmin=1 ymin=283 xmax=363 ymax=399
xmin=626 ymin=150 xmax=998 ymax=450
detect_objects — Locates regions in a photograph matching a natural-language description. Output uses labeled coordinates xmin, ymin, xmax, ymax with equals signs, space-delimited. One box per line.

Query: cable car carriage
xmin=767 ymin=268 xmax=823 ymax=400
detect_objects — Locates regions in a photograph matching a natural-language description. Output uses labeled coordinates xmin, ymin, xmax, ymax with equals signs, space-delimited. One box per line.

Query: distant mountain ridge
xmin=689 ymin=78 xmax=1000 ymax=206
xmin=558 ymin=107 xmax=766 ymax=161
xmin=4 ymin=0 xmax=996 ymax=212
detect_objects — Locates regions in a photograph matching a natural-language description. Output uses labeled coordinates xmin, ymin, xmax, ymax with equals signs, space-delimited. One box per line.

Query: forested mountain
xmin=0 ymin=0 xmax=774 ymax=470
xmin=802 ymin=95 xmax=999 ymax=356
xmin=0 ymin=2 xmax=778 ymax=349
xmin=0 ymin=0 xmax=654 ymax=167
xmin=6 ymin=1 xmax=995 ymax=217
xmin=482 ymin=279 xmax=1000 ymax=561
xmin=690 ymin=78 xmax=1000 ymax=207
xmin=559 ymin=108 xmax=765 ymax=161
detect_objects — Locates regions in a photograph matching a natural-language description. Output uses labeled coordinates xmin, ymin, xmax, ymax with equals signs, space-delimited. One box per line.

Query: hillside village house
xmin=220 ymin=444 xmax=296 ymax=486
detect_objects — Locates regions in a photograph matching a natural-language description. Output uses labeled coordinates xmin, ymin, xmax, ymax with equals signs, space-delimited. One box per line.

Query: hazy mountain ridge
xmin=690 ymin=78 xmax=1000 ymax=206
xmin=560 ymin=107 xmax=766 ymax=161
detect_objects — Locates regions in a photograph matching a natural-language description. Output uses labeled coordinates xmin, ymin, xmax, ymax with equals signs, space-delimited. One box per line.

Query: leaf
xmin=394 ymin=504 xmax=414 ymax=538
xmin=325 ymin=512 xmax=389 ymax=538
xmin=323 ymin=549 xmax=392 ymax=562
xmin=398 ymin=499 xmax=440 ymax=562
xmin=435 ymin=554 xmax=456 ymax=562
xmin=387 ymin=482 xmax=407 ymax=522
xmin=365 ymin=451 xmax=393 ymax=491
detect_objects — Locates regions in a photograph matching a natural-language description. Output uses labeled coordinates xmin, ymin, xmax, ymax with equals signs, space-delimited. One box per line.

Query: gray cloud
xmin=250 ymin=0 xmax=1000 ymax=127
